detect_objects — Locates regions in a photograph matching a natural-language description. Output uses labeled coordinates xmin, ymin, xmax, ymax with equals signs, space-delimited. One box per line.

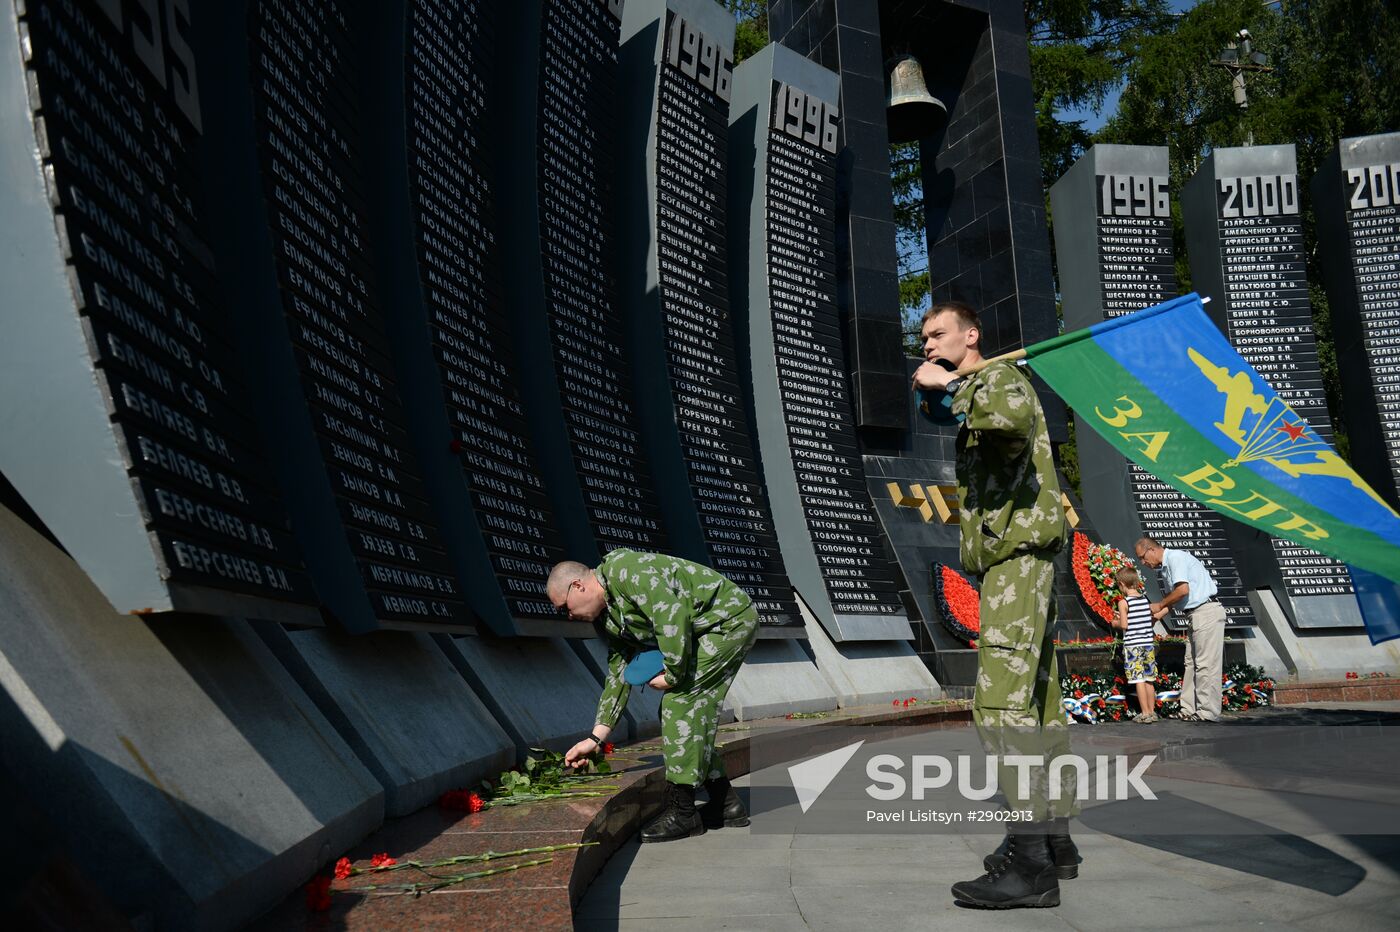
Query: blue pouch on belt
xmin=623 ymin=650 xmax=665 ymax=686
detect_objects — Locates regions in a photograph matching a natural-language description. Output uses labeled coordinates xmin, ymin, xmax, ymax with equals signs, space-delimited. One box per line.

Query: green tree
xmin=728 ymin=0 xmax=768 ymax=64
xmin=1026 ymin=0 xmax=1174 ymax=185
xmin=893 ymin=141 xmax=929 ymax=353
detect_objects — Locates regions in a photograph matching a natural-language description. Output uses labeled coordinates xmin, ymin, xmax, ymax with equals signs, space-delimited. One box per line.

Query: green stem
xmin=361 ymin=842 xmax=597 ymax=875
xmin=487 ymin=790 xmax=609 ymax=807
xmin=351 ymin=858 xmax=557 ymax=896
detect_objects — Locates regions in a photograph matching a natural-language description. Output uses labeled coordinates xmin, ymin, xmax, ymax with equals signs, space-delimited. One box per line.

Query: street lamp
xmin=1212 ymin=28 xmax=1274 ymax=146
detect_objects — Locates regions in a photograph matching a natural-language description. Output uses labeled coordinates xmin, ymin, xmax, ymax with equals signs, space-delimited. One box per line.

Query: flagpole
xmin=954 ymin=349 xmax=1026 ymax=376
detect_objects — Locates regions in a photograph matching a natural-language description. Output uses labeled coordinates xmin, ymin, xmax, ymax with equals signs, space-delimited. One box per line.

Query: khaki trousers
xmin=1179 ymin=601 xmax=1226 ymax=721
xmin=972 ymin=551 xmax=1075 ymax=820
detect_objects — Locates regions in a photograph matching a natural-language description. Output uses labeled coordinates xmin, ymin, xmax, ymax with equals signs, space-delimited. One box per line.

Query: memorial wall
xmin=243 ymin=0 xmax=472 ymax=631
xmin=1051 ymin=145 xmax=1251 ymax=625
xmin=1183 ymin=145 xmax=1362 ymax=628
xmin=730 ymin=43 xmax=910 ymax=641
xmin=1315 ymin=132 xmax=1400 ymax=512
xmin=395 ymin=0 xmax=568 ymax=630
xmin=0 ymin=0 xmax=318 ymax=621
xmin=4 ymin=0 xmax=872 ymax=638
xmin=621 ymin=0 xmax=803 ymax=632
xmin=530 ymin=0 xmax=672 ymax=559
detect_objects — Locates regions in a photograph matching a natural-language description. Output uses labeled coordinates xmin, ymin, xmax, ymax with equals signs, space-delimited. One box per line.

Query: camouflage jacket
xmin=950 ymin=360 xmax=1066 ymax=576
xmin=591 ymin=549 xmax=752 ymax=728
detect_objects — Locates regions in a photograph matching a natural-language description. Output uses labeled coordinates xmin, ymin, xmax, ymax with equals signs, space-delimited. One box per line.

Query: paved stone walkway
xmin=577 ymin=708 xmax=1400 ymax=930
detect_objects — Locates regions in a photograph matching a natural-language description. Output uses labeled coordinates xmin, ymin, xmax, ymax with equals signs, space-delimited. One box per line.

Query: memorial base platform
xmin=723 ymin=639 xmax=839 ymax=720
xmin=1273 ymin=678 xmax=1400 ymax=704
xmin=803 ymin=603 xmax=942 ymax=705
xmin=0 ymin=505 xmax=385 ymax=931
xmin=257 ymin=625 xmax=514 ymax=818
xmin=436 ymin=634 xmax=604 ymax=754
xmin=1249 ymin=588 xmax=1400 ymax=680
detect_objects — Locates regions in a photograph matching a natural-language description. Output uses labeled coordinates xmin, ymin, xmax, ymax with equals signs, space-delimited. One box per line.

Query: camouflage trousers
xmin=973 ymin=550 xmax=1075 ymax=820
xmin=661 ymin=604 xmax=760 ymax=786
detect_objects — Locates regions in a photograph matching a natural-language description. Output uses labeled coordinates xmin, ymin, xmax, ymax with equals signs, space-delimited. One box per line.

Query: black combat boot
xmin=953 ymin=828 xmax=1061 ymax=908
xmin=983 ymin=817 xmax=1081 ymax=878
xmin=640 ymin=781 xmax=705 ymax=843
xmin=700 ymin=776 xmax=750 ymax=829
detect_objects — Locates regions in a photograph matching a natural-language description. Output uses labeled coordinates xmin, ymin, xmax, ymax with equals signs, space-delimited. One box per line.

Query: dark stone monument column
xmin=0 ymin=0 xmax=316 ymax=621
xmin=620 ymin=0 xmax=803 ymax=633
xmin=350 ymin=0 xmax=573 ymax=636
xmin=496 ymin=0 xmax=673 ymax=571
xmin=1051 ymin=144 xmax=1251 ymax=628
xmin=194 ymin=0 xmax=477 ymax=633
xmin=768 ymin=0 xmax=909 ymax=431
xmin=730 ymin=43 xmax=910 ymax=641
xmin=1314 ymin=132 xmax=1400 ymax=510
xmin=1183 ymin=145 xmax=1363 ymax=629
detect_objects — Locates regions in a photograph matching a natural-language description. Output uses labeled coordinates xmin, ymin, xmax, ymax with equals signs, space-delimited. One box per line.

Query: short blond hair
xmin=1115 ymin=566 xmax=1142 ymax=591
xmin=546 ymin=561 xmax=590 ymax=600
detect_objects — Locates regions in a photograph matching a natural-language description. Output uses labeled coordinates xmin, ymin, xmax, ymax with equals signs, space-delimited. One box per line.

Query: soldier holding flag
xmin=914 ymin=300 xmax=1080 ymax=909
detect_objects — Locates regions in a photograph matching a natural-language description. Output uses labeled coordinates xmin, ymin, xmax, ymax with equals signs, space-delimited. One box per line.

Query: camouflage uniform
xmin=951 ymin=361 xmax=1073 ymax=819
xmin=593 ymin=549 xmax=759 ymax=786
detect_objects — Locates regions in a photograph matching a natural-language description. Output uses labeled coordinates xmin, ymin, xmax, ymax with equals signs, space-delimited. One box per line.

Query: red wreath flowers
xmin=933 ymin=563 xmax=980 ymax=646
xmin=1072 ymin=531 xmax=1135 ymax=626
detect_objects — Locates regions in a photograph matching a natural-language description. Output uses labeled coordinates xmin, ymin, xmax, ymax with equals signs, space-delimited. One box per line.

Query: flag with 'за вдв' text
xmin=1021 ymin=293 xmax=1400 ymax=644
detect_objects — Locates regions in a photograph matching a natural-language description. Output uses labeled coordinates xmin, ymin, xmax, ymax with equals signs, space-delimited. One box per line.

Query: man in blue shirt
xmin=1135 ymin=537 xmax=1225 ymax=722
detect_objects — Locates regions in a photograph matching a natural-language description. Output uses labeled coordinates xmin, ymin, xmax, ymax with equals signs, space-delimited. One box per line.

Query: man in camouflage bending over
xmin=913 ymin=300 xmax=1078 ymax=909
xmin=549 ymin=548 xmax=758 ymax=842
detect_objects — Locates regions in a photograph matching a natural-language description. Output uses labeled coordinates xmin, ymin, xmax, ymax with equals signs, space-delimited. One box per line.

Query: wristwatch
xmin=944 ymin=376 xmax=966 ymax=395
xmin=585 ymin=732 xmax=605 ymax=746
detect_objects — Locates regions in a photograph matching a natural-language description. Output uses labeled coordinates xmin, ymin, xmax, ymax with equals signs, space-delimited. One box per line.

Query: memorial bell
xmin=885 ymin=54 xmax=947 ymax=144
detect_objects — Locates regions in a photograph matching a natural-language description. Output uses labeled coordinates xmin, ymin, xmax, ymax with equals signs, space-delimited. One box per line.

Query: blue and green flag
xmin=1023 ymin=293 xmax=1400 ymax=644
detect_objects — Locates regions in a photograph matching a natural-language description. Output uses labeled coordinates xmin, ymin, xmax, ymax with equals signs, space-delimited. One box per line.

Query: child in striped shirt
xmin=1114 ymin=566 xmax=1158 ymax=723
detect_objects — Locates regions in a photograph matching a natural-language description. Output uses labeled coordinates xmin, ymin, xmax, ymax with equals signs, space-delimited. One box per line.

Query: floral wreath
xmin=933 ymin=563 xmax=979 ymax=647
xmin=1071 ymin=531 xmax=1136 ymax=627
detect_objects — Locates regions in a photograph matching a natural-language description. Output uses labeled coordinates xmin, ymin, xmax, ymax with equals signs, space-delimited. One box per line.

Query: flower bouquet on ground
xmin=1059 ymin=663 xmax=1275 ymax=723
xmin=438 ymin=745 xmax=617 ymax=814
xmin=933 ymin=562 xmax=980 ymax=647
xmin=1071 ymin=531 xmax=1135 ymax=628
xmin=1223 ymin=662 xmax=1274 ymax=712
xmin=306 ymin=841 xmax=599 ymax=911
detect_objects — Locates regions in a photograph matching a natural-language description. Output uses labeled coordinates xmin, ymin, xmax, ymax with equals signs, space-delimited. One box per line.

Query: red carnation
xmin=438 ymin=788 xmax=487 ymax=812
xmin=602 ymin=741 xmax=615 ymax=755
xmin=334 ymin=857 xmax=353 ymax=880
xmin=370 ymin=852 xmax=396 ymax=868
xmin=305 ymin=875 xmax=332 ymax=912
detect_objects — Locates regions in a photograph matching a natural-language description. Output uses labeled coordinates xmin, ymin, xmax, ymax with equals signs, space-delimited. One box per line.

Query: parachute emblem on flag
xmin=1188 ymin=347 xmax=1395 ymax=513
